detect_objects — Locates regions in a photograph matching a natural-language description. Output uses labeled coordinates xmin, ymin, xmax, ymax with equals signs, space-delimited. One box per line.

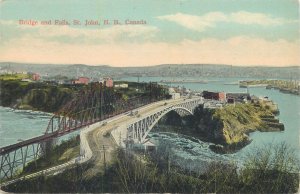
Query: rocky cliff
xmin=191 ymin=100 xmax=284 ymax=152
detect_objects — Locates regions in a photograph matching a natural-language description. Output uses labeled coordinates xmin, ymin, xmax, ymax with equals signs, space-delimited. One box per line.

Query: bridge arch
xmin=126 ymin=98 xmax=203 ymax=144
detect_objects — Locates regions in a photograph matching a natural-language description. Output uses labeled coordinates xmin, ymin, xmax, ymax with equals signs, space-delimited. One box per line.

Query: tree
xmin=240 ymin=142 xmax=299 ymax=193
xmin=114 ymin=148 xmax=159 ymax=193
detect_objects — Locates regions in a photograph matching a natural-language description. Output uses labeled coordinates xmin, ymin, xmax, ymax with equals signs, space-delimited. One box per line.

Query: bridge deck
xmin=80 ymin=97 xmax=194 ymax=176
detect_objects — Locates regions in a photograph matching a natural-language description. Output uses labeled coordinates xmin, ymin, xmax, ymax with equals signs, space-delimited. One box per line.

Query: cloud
xmin=0 ymin=20 xmax=13 ymax=25
xmin=0 ymin=19 xmax=159 ymax=44
xmin=157 ymin=13 xmax=215 ymax=32
xmin=0 ymin=36 xmax=298 ymax=67
xmin=37 ymin=25 xmax=159 ymax=43
xmin=157 ymin=11 xmax=296 ymax=32
xmin=0 ymin=18 xmax=298 ymax=67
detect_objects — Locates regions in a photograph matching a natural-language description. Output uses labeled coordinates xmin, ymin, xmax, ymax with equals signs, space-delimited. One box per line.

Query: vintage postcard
xmin=0 ymin=0 xmax=299 ymax=193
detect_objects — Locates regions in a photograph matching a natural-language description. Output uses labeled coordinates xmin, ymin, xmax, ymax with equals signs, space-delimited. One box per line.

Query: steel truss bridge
xmin=0 ymin=82 xmax=165 ymax=182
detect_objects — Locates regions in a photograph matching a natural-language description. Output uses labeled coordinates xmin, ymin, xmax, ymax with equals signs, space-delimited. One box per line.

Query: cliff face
xmin=192 ymin=101 xmax=284 ymax=147
xmin=0 ymin=80 xmax=74 ymax=112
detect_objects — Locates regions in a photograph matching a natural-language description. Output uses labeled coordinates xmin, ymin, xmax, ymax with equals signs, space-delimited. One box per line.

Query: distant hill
xmin=0 ymin=62 xmax=299 ymax=79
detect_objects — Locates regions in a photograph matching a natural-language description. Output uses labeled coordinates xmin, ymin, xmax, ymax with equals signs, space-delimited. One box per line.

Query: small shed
xmin=143 ymin=139 xmax=157 ymax=152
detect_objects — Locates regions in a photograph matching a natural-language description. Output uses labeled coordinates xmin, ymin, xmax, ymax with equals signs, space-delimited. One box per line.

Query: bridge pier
xmin=40 ymin=138 xmax=56 ymax=158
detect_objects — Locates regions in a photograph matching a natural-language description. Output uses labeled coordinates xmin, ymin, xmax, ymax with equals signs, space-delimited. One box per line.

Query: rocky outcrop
xmin=143 ymin=97 xmax=283 ymax=153
xmin=172 ymin=100 xmax=285 ymax=153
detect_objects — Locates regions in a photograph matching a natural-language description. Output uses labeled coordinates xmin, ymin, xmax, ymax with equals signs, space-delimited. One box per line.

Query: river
xmin=0 ymin=77 xmax=299 ymax=168
xmin=120 ymin=76 xmax=300 ymax=169
xmin=0 ymin=108 xmax=52 ymax=147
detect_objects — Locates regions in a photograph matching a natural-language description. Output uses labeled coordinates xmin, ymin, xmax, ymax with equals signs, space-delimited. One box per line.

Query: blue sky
xmin=0 ymin=0 xmax=299 ymax=66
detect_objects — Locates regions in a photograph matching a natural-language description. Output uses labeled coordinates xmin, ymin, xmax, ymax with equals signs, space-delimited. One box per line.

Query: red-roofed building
xmin=202 ymin=91 xmax=226 ymax=101
xmin=73 ymin=77 xmax=89 ymax=85
xmin=104 ymin=77 xmax=113 ymax=87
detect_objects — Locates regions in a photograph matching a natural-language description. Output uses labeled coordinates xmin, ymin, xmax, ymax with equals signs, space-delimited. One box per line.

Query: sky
xmin=0 ymin=0 xmax=299 ymax=67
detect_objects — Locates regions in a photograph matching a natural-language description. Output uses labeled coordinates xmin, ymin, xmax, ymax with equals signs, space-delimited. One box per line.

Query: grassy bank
xmin=209 ymin=101 xmax=283 ymax=152
xmin=213 ymin=102 xmax=282 ymax=144
xmin=18 ymin=135 xmax=80 ymax=176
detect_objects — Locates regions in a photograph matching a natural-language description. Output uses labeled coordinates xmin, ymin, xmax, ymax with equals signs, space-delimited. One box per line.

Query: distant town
xmin=0 ymin=62 xmax=299 ymax=80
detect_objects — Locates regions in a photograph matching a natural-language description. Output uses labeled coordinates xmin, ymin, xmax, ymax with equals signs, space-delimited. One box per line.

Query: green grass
xmin=213 ymin=102 xmax=276 ymax=145
xmin=240 ymin=79 xmax=299 ymax=91
xmin=0 ymin=73 xmax=29 ymax=80
xmin=19 ymin=136 xmax=80 ymax=176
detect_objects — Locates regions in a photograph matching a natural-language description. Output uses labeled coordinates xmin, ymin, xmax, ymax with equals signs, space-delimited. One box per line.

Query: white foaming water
xmin=149 ymin=132 xmax=242 ymax=172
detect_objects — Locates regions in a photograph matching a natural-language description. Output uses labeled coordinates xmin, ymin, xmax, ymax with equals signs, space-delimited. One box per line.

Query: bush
xmin=240 ymin=142 xmax=299 ymax=193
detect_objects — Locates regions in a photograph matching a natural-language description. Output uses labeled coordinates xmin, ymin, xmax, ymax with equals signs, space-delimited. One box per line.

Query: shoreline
xmin=239 ymin=80 xmax=300 ymax=96
xmin=0 ymin=105 xmax=54 ymax=116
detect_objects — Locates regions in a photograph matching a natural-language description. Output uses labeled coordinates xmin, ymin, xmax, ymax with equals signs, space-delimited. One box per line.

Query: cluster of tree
xmin=0 ymin=80 xmax=168 ymax=114
xmin=0 ymin=80 xmax=80 ymax=112
xmin=4 ymin=142 xmax=299 ymax=193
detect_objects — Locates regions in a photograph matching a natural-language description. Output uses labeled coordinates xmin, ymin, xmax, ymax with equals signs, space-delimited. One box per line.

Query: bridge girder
xmin=0 ymin=142 xmax=46 ymax=180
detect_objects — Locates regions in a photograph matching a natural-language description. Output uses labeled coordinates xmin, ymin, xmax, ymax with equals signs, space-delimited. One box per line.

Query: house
xmin=168 ymin=87 xmax=176 ymax=94
xmin=21 ymin=78 xmax=32 ymax=82
xmin=143 ymin=141 xmax=156 ymax=152
xmin=104 ymin=77 xmax=113 ymax=87
xmin=32 ymin=73 xmax=40 ymax=81
xmin=226 ymin=92 xmax=251 ymax=103
xmin=168 ymin=87 xmax=181 ymax=99
xmin=142 ymin=139 xmax=157 ymax=152
xmin=73 ymin=77 xmax=89 ymax=85
xmin=115 ymin=83 xmax=128 ymax=88
xmin=58 ymin=80 xmax=73 ymax=85
xmin=202 ymin=91 xmax=226 ymax=101
xmin=227 ymin=98 xmax=235 ymax=104
xmin=171 ymin=93 xmax=180 ymax=99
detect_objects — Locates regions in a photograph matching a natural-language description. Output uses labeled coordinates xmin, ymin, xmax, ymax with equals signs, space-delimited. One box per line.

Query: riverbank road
xmin=84 ymin=97 xmax=188 ymax=178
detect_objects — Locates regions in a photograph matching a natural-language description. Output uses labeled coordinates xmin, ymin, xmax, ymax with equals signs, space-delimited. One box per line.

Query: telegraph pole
xmin=103 ymin=145 xmax=106 ymax=170
xmin=100 ymin=82 xmax=103 ymax=120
